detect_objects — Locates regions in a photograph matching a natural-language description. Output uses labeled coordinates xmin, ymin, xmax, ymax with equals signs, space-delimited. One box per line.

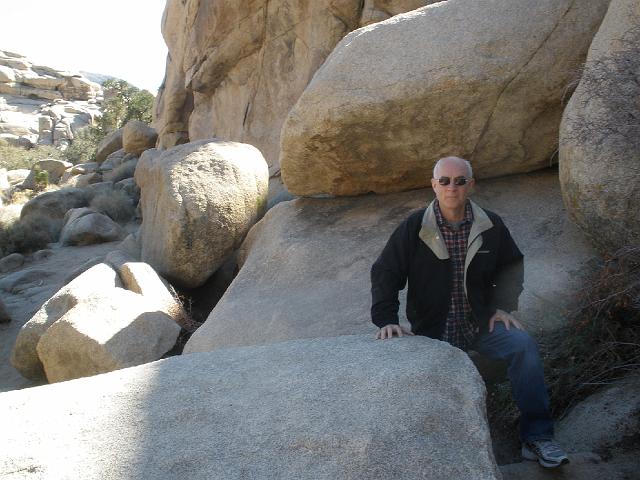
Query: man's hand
xmin=375 ymin=324 xmax=414 ymax=339
xmin=489 ymin=309 xmax=524 ymax=332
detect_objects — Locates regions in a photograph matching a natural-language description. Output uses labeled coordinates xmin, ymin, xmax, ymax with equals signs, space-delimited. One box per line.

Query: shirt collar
xmin=433 ymin=200 xmax=474 ymax=229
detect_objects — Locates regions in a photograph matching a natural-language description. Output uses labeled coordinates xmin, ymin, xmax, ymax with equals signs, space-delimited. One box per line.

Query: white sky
xmin=0 ymin=0 xmax=168 ymax=94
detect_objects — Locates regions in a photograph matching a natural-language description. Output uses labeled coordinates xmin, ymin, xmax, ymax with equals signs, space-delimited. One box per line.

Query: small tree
xmin=98 ymin=79 xmax=154 ymax=136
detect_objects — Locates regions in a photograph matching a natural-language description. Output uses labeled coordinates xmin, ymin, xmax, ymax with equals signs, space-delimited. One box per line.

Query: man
xmin=370 ymin=156 xmax=569 ymax=468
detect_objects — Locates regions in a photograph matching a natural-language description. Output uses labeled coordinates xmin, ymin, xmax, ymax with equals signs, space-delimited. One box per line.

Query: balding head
xmin=433 ymin=156 xmax=473 ymax=179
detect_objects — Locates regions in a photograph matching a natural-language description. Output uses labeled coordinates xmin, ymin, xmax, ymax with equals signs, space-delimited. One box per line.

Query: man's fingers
xmin=396 ymin=326 xmax=403 ymax=337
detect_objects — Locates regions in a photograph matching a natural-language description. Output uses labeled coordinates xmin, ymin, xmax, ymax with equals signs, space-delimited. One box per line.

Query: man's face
xmin=431 ymin=159 xmax=475 ymax=212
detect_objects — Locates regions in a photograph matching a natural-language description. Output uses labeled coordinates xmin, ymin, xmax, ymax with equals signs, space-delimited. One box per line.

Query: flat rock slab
xmin=186 ymin=169 xmax=597 ymax=354
xmin=1 ymin=335 xmax=500 ymax=479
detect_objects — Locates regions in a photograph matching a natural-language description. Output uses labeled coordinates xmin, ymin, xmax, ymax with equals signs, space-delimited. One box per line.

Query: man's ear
xmin=467 ymin=178 xmax=476 ymax=194
xmin=431 ymin=178 xmax=438 ymax=190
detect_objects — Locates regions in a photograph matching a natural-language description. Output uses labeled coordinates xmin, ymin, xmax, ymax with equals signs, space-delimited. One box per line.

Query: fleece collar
xmin=418 ymin=199 xmax=493 ymax=260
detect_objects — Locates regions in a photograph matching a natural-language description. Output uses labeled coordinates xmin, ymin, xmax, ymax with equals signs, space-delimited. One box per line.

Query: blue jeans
xmin=471 ymin=322 xmax=554 ymax=442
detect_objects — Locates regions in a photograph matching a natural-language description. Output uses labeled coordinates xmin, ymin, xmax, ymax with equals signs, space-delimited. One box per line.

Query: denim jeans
xmin=471 ymin=322 xmax=554 ymax=442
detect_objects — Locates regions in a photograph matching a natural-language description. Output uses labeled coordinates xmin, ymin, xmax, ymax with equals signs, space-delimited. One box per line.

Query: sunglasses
xmin=436 ymin=176 xmax=471 ymax=186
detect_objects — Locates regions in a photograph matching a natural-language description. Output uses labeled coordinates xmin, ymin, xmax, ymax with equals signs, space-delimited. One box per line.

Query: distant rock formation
xmin=0 ymin=50 xmax=102 ymax=149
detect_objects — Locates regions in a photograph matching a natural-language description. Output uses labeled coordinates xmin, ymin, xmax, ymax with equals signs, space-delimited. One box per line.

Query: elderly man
xmin=370 ymin=156 xmax=568 ymax=468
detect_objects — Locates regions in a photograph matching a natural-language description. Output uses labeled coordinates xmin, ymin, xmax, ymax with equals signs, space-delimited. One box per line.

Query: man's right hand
xmin=375 ymin=325 xmax=414 ymax=340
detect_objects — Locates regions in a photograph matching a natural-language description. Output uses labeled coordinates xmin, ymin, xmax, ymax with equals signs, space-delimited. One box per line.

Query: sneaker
xmin=522 ymin=439 xmax=570 ymax=468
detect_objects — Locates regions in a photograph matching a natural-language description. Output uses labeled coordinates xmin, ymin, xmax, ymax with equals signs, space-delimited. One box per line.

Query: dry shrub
xmin=0 ymin=210 xmax=62 ymax=257
xmin=89 ymin=189 xmax=135 ymax=224
xmin=542 ymin=245 xmax=640 ymax=418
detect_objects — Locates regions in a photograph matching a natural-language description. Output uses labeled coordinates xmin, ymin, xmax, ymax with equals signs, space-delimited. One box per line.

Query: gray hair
xmin=433 ymin=156 xmax=473 ymax=179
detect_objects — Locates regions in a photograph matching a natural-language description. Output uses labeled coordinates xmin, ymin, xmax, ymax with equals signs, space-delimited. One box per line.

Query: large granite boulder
xmin=19 ymin=187 xmax=87 ymax=222
xmin=155 ymin=0 xmax=434 ymax=177
xmin=36 ymin=289 xmax=180 ymax=383
xmin=95 ymin=128 xmax=124 ymax=164
xmin=135 ymin=139 xmax=269 ymax=288
xmin=185 ymin=170 xmax=597 ymax=353
xmin=10 ymin=263 xmax=122 ymax=380
xmin=559 ymin=0 xmax=640 ymax=253
xmin=60 ymin=211 xmax=126 ymax=246
xmin=122 ymin=120 xmax=157 ymax=155
xmin=280 ymin=0 xmax=610 ymax=196
xmin=1 ymin=335 xmax=500 ymax=479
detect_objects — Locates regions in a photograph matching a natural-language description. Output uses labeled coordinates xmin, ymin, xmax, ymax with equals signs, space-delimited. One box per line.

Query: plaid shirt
xmin=433 ymin=200 xmax=478 ymax=350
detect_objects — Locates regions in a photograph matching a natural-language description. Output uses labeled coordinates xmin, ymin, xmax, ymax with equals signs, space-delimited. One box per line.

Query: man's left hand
xmin=489 ymin=309 xmax=524 ymax=332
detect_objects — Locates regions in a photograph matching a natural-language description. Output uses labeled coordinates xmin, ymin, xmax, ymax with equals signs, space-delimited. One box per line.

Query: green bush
xmin=0 ymin=141 xmax=63 ymax=171
xmin=33 ymin=166 xmax=49 ymax=192
xmin=89 ymin=189 xmax=136 ymax=224
xmin=63 ymin=128 xmax=101 ymax=165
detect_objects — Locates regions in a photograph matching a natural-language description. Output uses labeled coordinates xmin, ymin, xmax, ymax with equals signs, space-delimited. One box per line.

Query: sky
xmin=0 ymin=0 xmax=168 ymax=94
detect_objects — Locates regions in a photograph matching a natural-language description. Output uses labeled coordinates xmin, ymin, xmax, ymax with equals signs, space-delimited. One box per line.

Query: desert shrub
xmin=0 ymin=141 xmax=63 ymax=170
xmin=89 ymin=189 xmax=135 ymax=223
xmin=541 ymin=245 xmax=640 ymax=418
xmin=33 ymin=166 xmax=49 ymax=192
xmin=63 ymin=128 xmax=101 ymax=165
xmin=0 ymin=210 xmax=62 ymax=257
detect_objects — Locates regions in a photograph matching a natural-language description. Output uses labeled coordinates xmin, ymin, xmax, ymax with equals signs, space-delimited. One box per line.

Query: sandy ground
xmin=0 ymin=241 xmax=122 ymax=393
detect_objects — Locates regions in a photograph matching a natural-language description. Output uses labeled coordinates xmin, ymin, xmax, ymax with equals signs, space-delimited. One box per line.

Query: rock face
xmin=122 ymin=120 xmax=157 ymax=155
xmin=279 ymin=0 xmax=610 ymax=196
xmin=155 ymin=0 xmax=435 ymax=178
xmin=556 ymin=375 xmax=640 ymax=454
xmin=135 ymin=139 xmax=269 ymax=288
xmin=36 ymin=289 xmax=180 ymax=383
xmin=559 ymin=0 xmax=640 ymax=253
xmin=10 ymin=263 xmax=122 ymax=380
xmin=0 ymin=51 xmax=102 ymax=148
xmin=1 ymin=335 xmax=500 ymax=479
xmin=185 ymin=170 xmax=598 ymax=353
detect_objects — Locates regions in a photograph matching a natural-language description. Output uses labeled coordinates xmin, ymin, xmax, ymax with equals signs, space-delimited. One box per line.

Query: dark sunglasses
xmin=436 ymin=176 xmax=471 ymax=186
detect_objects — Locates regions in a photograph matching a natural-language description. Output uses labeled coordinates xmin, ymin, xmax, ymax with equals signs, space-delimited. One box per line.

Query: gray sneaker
xmin=522 ymin=439 xmax=570 ymax=468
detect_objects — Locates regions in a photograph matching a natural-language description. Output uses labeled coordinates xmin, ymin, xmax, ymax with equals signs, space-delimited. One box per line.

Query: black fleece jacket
xmin=371 ymin=205 xmax=523 ymax=340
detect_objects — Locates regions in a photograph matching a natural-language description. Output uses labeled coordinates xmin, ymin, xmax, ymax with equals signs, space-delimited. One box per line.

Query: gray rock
xmin=11 ymin=263 xmax=122 ymax=381
xmin=0 ymin=269 xmax=53 ymax=294
xmin=20 ymin=187 xmax=87 ymax=222
xmin=0 ymin=252 xmax=24 ymax=273
xmin=62 ymin=207 xmax=94 ymax=227
xmin=556 ymin=375 xmax=640 ymax=453
xmin=60 ymin=212 xmax=125 ymax=246
xmin=84 ymin=181 xmax=114 ymax=200
xmin=559 ymin=0 xmax=640 ymax=252
xmin=32 ymin=249 xmax=53 ymax=261
xmin=135 ymin=140 xmax=269 ymax=288
xmin=280 ymin=0 xmax=610 ymax=196
xmin=71 ymin=162 xmax=98 ymax=175
xmin=185 ymin=169 xmax=598 ymax=353
xmin=36 ymin=289 xmax=180 ymax=383
xmin=1 ymin=335 xmax=500 ymax=479
xmin=6 ymin=169 xmax=30 ymax=186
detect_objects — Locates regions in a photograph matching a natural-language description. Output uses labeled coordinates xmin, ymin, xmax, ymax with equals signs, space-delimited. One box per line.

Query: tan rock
xmin=36 ymin=288 xmax=180 ymax=383
xmin=135 ymin=139 xmax=268 ymax=288
xmin=122 ymin=120 xmax=157 ymax=155
xmin=21 ymin=158 xmax=73 ymax=188
xmin=95 ymin=128 xmax=123 ymax=164
xmin=155 ymin=0 xmax=428 ymax=178
xmin=280 ymin=0 xmax=610 ymax=196
xmin=119 ymin=261 xmax=186 ymax=324
xmin=0 ymin=65 xmax=16 ymax=82
xmin=559 ymin=0 xmax=640 ymax=252
xmin=11 ymin=263 xmax=122 ymax=380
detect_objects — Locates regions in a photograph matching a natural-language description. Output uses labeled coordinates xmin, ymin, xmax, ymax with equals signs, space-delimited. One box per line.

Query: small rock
xmin=0 ymin=252 xmax=25 ymax=273
xmin=60 ymin=212 xmax=125 ymax=246
xmin=0 ymin=298 xmax=11 ymax=323
xmin=32 ymin=249 xmax=53 ymax=261
xmin=122 ymin=120 xmax=157 ymax=156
